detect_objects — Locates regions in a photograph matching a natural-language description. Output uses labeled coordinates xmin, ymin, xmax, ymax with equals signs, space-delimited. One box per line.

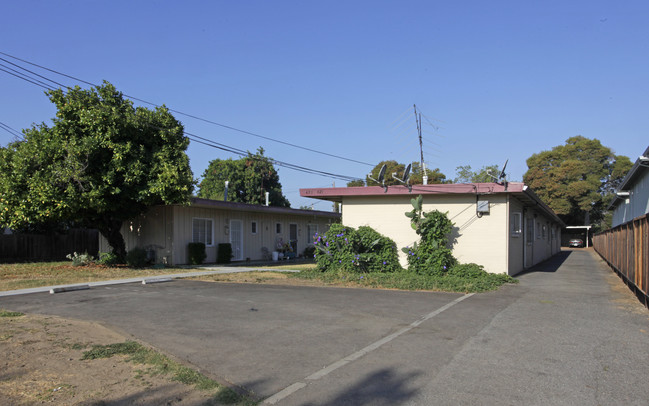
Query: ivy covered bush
xmin=403 ymin=195 xmax=457 ymax=275
xmin=314 ymin=223 xmax=401 ymax=273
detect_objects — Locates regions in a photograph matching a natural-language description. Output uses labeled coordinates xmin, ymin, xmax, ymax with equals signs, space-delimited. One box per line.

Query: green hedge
xmin=217 ymin=243 xmax=233 ymax=264
xmin=188 ymin=242 xmax=206 ymax=265
xmin=314 ymin=223 xmax=402 ymax=273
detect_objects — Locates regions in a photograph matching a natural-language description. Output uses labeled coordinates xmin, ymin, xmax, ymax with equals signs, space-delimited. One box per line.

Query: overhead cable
xmin=0 ymin=51 xmax=373 ymax=167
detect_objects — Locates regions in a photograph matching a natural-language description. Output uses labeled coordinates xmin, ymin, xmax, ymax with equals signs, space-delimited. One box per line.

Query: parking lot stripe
xmin=263 ymin=293 xmax=474 ymax=404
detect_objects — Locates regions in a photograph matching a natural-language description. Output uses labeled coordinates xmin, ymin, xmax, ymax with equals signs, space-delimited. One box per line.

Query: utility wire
xmin=0 ymin=120 xmax=24 ymax=140
xmin=0 ymin=51 xmax=373 ymax=167
xmin=0 ymin=56 xmax=67 ymax=89
xmin=0 ymin=66 xmax=54 ymax=91
xmin=1 ymin=68 xmax=363 ymax=182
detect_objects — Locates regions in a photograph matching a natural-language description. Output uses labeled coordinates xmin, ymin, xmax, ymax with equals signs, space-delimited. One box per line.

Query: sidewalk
xmin=0 ymin=265 xmax=299 ymax=297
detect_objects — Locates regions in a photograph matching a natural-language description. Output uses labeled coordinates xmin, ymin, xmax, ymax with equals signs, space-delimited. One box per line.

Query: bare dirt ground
xmin=0 ymin=273 xmax=325 ymax=406
xmin=0 ymin=313 xmax=230 ymax=405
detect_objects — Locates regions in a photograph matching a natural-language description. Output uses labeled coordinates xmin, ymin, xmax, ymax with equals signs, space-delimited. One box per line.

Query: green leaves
xmin=404 ymin=195 xmax=456 ymax=275
xmin=198 ymin=147 xmax=290 ymax=207
xmin=0 ymin=81 xmax=194 ymax=257
xmin=523 ymin=136 xmax=632 ymax=227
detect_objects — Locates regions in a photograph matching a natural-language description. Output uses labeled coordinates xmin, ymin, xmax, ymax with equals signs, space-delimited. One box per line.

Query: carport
xmin=564 ymin=225 xmax=592 ymax=247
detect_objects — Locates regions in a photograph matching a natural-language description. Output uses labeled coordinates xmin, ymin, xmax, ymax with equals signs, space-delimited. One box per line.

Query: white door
xmin=230 ymin=219 xmax=243 ymax=261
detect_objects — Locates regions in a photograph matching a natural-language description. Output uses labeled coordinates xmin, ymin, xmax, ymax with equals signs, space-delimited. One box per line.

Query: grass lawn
xmin=193 ymin=262 xmax=517 ymax=293
xmin=0 ymin=262 xmax=205 ymax=292
xmin=1 ymin=261 xmax=516 ymax=293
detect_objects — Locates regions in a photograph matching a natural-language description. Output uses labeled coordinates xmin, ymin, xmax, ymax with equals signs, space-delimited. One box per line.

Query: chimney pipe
xmin=265 ymin=191 xmax=269 ymax=206
xmin=224 ymin=181 xmax=229 ymax=202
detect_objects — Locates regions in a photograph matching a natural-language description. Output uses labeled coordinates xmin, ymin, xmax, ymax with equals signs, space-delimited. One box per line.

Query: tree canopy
xmin=197 ymin=147 xmax=290 ymax=207
xmin=0 ymin=81 xmax=195 ymax=259
xmin=348 ymin=160 xmax=449 ymax=187
xmin=523 ymin=136 xmax=632 ymax=227
xmin=453 ymin=164 xmax=500 ymax=183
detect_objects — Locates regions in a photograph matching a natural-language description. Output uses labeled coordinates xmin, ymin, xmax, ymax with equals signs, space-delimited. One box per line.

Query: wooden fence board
xmin=594 ymin=214 xmax=649 ymax=305
xmin=0 ymin=229 xmax=99 ymax=263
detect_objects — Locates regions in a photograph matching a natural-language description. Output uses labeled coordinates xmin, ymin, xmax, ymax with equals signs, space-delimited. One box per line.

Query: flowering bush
xmin=314 ymin=223 xmax=401 ymax=273
xmin=403 ymin=195 xmax=457 ymax=275
xmin=66 ymin=251 xmax=94 ymax=266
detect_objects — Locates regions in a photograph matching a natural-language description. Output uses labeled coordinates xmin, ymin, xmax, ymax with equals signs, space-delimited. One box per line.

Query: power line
xmin=0 ymin=120 xmax=24 ymax=141
xmin=0 ymin=51 xmax=373 ymax=167
xmin=186 ymin=134 xmax=360 ymax=182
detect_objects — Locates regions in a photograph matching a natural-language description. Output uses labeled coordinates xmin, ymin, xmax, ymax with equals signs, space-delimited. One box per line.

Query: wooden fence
xmin=593 ymin=214 xmax=649 ymax=306
xmin=0 ymin=229 xmax=99 ymax=263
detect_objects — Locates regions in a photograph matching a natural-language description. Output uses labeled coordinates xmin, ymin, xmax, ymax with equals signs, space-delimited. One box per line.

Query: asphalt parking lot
xmin=2 ymin=249 xmax=649 ymax=405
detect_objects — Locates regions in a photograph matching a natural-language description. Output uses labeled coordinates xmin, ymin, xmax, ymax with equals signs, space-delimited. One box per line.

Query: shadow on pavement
xmin=516 ymin=250 xmax=571 ymax=276
xmin=302 ymin=367 xmax=422 ymax=406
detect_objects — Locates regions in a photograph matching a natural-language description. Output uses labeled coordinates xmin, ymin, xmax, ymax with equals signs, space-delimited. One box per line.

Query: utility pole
xmin=414 ymin=104 xmax=427 ymax=185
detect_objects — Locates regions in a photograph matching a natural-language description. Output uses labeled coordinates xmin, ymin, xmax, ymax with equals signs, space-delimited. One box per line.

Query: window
xmin=526 ymin=218 xmax=534 ymax=244
xmin=536 ymin=222 xmax=542 ymax=239
xmin=307 ymin=224 xmax=319 ymax=244
xmin=251 ymin=221 xmax=257 ymax=234
xmin=511 ymin=212 xmax=522 ymax=236
xmin=276 ymin=223 xmax=282 ymax=234
xmin=192 ymin=218 xmax=213 ymax=246
xmin=542 ymin=224 xmax=547 ymax=239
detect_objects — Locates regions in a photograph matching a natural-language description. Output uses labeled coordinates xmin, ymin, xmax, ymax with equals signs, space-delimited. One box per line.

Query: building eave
xmin=170 ymin=197 xmax=341 ymax=219
xmin=300 ymin=182 xmax=564 ymax=227
xmin=608 ymin=144 xmax=649 ymax=211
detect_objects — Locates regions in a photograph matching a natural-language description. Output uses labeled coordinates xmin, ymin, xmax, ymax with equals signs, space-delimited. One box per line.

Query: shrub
xmin=403 ymin=195 xmax=457 ymax=275
xmin=447 ymin=263 xmax=488 ymax=278
xmin=217 ymin=243 xmax=233 ymax=264
xmin=303 ymin=244 xmax=316 ymax=259
xmin=126 ymin=247 xmax=148 ymax=268
xmin=188 ymin=242 xmax=206 ymax=265
xmin=66 ymin=251 xmax=94 ymax=266
xmin=314 ymin=223 xmax=401 ymax=273
xmin=97 ymin=251 xmax=120 ymax=266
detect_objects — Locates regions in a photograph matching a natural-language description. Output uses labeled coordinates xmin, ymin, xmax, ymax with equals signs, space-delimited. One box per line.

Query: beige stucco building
xmin=300 ymin=182 xmax=564 ymax=275
xmin=99 ymin=197 xmax=340 ymax=265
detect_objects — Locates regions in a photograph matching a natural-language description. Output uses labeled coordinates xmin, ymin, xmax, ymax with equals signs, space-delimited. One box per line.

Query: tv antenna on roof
xmin=368 ymin=164 xmax=388 ymax=192
xmin=392 ymin=163 xmax=412 ymax=192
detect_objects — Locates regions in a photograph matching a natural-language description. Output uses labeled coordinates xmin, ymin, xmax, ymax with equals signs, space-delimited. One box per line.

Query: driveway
xmin=1 ymin=249 xmax=648 ymax=405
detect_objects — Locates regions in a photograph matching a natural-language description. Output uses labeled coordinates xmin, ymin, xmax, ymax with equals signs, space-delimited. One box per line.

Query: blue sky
xmin=2 ymin=1 xmax=647 ymax=209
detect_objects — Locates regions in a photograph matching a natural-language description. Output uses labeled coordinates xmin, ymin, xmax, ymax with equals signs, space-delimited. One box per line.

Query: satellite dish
xmin=368 ymin=164 xmax=388 ymax=193
xmin=378 ymin=164 xmax=386 ymax=184
xmin=498 ymin=159 xmax=508 ymax=181
xmin=392 ymin=163 xmax=413 ymax=192
xmin=402 ymin=163 xmax=411 ymax=184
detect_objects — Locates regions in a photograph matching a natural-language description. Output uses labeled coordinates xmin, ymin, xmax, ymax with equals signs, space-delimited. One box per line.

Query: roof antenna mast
xmin=414 ymin=104 xmax=427 ymax=185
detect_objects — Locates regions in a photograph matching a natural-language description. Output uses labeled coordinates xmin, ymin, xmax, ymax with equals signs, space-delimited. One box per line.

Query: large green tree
xmin=453 ymin=164 xmax=500 ymax=183
xmin=523 ymin=136 xmax=632 ymax=227
xmin=351 ymin=160 xmax=448 ymax=187
xmin=0 ymin=81 xmax=195 ymax=259
xmin=198 ymin=147 xmax=290 ymax=207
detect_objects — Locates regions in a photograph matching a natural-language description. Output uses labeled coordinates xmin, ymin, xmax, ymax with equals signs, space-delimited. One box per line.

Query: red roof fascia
xmin=300 ymin=182 xmax=526 ymax=201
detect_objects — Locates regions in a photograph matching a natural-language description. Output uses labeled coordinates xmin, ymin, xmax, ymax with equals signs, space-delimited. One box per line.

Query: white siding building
xmin=610 ymin=145 xmax=649 ymax=227
xmin=99 ymin=198 xmax=339 ymax=265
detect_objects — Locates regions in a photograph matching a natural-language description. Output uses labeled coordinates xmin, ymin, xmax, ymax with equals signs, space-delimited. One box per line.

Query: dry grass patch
xmin=0 ymin=262 xmax=201 ymax=292
xmin=0 ymin=312 xmax=254 ymax=405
